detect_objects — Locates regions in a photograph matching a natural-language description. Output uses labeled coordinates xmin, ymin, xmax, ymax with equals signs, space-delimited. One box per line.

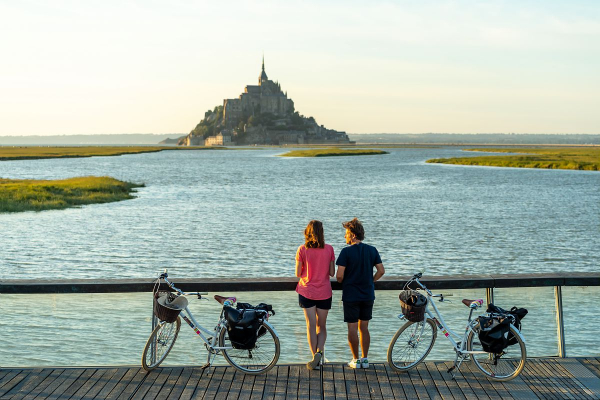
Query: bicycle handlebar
xmin=160 ymin=274 xmax=208 ymax=297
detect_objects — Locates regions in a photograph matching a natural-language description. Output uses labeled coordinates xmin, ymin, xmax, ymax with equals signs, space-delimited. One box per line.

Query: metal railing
xmin=2 ymin=272 xmax=599 ymax=358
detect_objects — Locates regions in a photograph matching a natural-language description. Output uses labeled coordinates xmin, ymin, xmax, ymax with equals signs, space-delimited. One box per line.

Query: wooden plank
xmin=557 ymin=358 xmax=600 ymax=398
xmin=373 ymin=364 xmax=395 ymax=400
xmin=520 ymin=360 xmax=558 ymax=400
xmin=202 ymin=366 xmax=227 ymax=400
xmin=354 ymin=367 xmax=371 ymax=400
xmin=0 ymin=369 xmax=25 ymax=393
xmin=0 ymin=369 xmax=36 ymax=398
xmin=462 ymin=360 xmax=501 ymax=400
xmin=432 ymin=361 xmax=466 ymax=400
xmin=238 ymin=370 xmax=256 ymax=400
xmin=322 ymin=364 xmax=335 ymax=400
xmin=80 ymin=368 xmax=119 ymax=400
xmin=342 ymin=365 xmax=359 ymax=400
xmin=364 ymin=364 xmax=384 ymax=399
xmin=273 ymin=365 xmax=289 ymax=400
xmin=92 ymin=368 xmax=129 ymax=400
xmin=332 ymin=364 xmax=347 ymax=400
xmin=189 ymin=367 xmax=215 ymax=400
xmin=262 ymin=365 xmax=279 ymax=400
xmin=111 ymin=368 xmax=147 ymax=400
xmin=498 ymin=362 xmax=541 ymax=400
xmin=45 ymin=368 xmax=87 ymax=400
xmin=382 ymin=364 xmax=408 ymax=400
xmin=406 ymin=368 xmax=430 ymax=400
xmin=129 ymin=369 xmax=163 ymax=400
xmin=250 ymin=368 xmax=267 ymax=400
xmin=580 ymin=358 xmax=600 ymax=379
xmin=423 ymin=362 xmax=456 ymax=400
xmin=297 ymin=365 xmax=310 ymax=400
xmin=21 ymin=368 xmax=66 ymax=400
xmin=308 ymin=367 xmax=320 ymax=400
xmin=285 ymin=365 xmax=299 ymax=400
xmin=442 ymin=362 xmax=478 ymax=400
xmin=214 ymin=365 xmax=236 ymax=400
xmin=415 ymin=363 xmax=443 ymax=400
xmin=463 ymin=362 xmax=512 ymax=400
xmin=224 ymin=368 xmax=245 ymax=399
xmin=3 ymin=368 xmax=54 ymax=400
xmin=149 ymin=367 xmax=183 ymax=400
xmin=178 ymin=367 xmax=206 ymax=400
xmin=535 ymin=359 xmax=578 ymax=400
xmin=55 ymin=368 xmax=98 ymax=400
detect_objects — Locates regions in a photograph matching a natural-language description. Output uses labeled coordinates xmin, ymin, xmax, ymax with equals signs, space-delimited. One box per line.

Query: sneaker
xmin=361 ymin=357 xmax=369 ymax=369
xmin=347 ymin=359 xmax=361 ymax=369
xmin=307 ymin=352 xmax=322 ymax=370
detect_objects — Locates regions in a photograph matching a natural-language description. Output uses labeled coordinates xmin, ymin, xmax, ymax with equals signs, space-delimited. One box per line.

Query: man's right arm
xmin=373 ymin=263 xmax=385 ymax=282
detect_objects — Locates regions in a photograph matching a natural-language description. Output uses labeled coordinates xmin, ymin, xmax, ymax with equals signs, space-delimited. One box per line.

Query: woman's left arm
xmin=329 ymin=261 xmax=335 ymax=277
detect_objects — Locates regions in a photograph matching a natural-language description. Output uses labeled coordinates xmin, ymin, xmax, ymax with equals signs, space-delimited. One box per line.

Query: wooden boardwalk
xmin=1 ymin=358 xmax=600 ymax=400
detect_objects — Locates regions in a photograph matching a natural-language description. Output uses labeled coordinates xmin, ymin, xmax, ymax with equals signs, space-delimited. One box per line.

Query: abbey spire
xmin=259 ymin=55 xmax=268 ymax=85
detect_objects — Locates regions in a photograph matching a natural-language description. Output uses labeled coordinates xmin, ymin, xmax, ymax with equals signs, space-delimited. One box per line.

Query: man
xmin=336 ymin=218 xmax=385 ymax=369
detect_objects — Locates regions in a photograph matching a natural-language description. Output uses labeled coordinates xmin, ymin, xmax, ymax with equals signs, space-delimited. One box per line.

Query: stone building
xmin=223 ymin=57 xmax=294 ymax=128
xmin=204 ymin=132 xmax=233 ymax=146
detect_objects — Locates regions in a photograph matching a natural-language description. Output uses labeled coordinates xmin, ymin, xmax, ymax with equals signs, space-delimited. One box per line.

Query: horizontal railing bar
xmin=1 ymin=272 xmax=599 ymax=294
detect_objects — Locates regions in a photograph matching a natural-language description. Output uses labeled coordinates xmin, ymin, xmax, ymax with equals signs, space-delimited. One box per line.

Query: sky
xmin=1 ymin=0 xmax=599 ymax=136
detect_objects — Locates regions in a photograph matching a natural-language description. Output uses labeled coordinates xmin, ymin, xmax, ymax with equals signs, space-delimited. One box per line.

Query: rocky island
xmin=179 ymin=58 xmax=351 ymax=146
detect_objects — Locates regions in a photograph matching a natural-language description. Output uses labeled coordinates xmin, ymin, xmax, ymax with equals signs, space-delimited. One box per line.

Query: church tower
xmin=259 ymin=56 xmax=268 ymax=85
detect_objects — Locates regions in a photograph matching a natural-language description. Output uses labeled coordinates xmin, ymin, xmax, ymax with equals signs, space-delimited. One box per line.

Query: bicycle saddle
xmin=214 ymin=295 xmax=237 ymax=305
xmin=462 ymin=299 xmax=484 ymax=308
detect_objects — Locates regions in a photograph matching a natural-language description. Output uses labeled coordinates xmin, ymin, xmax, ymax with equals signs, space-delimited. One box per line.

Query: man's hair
xmin=305 ymin=220 xmax=325 ymax=248
xmin=342 ymin=217 xmax=364 ymax=241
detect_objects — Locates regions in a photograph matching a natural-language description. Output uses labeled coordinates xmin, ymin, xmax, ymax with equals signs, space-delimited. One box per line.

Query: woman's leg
xmin=302 ymin=306 xmax=318 ymax=355
xmin=315 ymin=308 xmax=329 ymax=353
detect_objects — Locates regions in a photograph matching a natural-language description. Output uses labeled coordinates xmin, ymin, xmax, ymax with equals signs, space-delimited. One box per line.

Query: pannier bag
xmin=486 ymin=304 xmax=528 ymax=346
xmin=224 ymin=302 xmax=273 ymax=350
xmin=478 ymin=316 xmax=511 ymax=353
xmin=399 ymin=290 xmax=427 ymax=322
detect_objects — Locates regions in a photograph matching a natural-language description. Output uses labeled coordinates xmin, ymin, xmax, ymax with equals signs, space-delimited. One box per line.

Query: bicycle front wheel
xmin=467 ymin=324 xmax=527 ymax=381
xmin=142 ymin=317 xmax=181 ymax=371
xmin=219 ymin=321 xmax=280 ymax=375
xmin=387 ymin=318 xmax=437 ymax=371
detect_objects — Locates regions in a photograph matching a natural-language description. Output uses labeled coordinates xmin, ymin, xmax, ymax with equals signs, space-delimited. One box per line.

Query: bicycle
xmin=387 ymin=273 xmax=527 ymax=381
xmin=141 ymin=272 xmax=280 ymax=375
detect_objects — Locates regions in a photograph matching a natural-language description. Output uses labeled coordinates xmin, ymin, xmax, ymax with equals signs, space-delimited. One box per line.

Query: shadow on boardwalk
xmin=1 ymin=358 xmax=600 ymax=399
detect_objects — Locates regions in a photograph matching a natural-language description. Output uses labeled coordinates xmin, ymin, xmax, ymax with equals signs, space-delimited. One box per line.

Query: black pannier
xmin=224 ymin=303 xmax=273 ymax=350
xmin=478 ymin=316 xmax=511 ymax=353
xmin=486 ymin=304 xmax=528 ymax=346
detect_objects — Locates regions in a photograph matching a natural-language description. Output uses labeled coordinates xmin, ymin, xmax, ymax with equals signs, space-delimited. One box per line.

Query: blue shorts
xmin=343 ymin=300 xmax=374 ymax=323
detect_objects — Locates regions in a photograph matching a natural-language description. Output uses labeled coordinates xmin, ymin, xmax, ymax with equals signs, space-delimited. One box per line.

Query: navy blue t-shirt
xmin=336 ymin=242 xmax=382 ymax=302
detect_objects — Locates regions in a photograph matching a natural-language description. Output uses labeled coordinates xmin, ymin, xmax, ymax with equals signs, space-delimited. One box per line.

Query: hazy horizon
xmin=1 ymin=1 xmax=599 ymax=136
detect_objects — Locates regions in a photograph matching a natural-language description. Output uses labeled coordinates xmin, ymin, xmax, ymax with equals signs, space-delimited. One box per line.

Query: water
xmin=1 ymin=148 xmax=599 ymax=366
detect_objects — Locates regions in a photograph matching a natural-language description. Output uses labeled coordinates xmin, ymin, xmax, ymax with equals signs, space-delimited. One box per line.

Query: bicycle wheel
xmin=142 ymin=317 xmax=181 ymax=371
xmin=387 ymin=318 xmax=437 ymax=371
xmin=467 ymin=324 xmax=526 ymax=381
xmin=219 ymin=321 xmax=280 ymax=374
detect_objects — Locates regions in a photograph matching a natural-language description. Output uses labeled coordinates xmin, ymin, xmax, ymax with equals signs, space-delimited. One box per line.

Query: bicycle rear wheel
xmin=387 ymin=318 xmax=437 ymax=371
xmin=467 ymin=324 xmax=526 ymax=381
xmin=219 ymin=321 xmax=280 ymax=374
xmin=142 ymin=317 xmax=181 ymax=371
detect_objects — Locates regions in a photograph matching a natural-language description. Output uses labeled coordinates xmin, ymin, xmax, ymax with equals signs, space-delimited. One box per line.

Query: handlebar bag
xmin=224 ymin=306 xmax=261 ymax=350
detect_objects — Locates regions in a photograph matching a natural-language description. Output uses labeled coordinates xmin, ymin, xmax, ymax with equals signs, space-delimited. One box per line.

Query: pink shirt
xmin=295 ymin=244 xmax=335 ymax=300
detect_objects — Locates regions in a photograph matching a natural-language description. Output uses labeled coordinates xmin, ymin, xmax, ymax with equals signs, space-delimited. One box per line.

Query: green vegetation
xmin=189 ymin=106 xmax=224 ymax=139
xmin=427 ymin=147 xmax=600 ymax=171
xmin=0 ymin=176 xmax=144 ymax=213
xmin=0 ymin=146 xmax=226 ymax=161
xmin=279 ymin=148 xmax=389 ymax=157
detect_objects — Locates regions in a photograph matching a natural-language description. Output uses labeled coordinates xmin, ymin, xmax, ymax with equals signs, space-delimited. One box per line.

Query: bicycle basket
xmin=399 ymin=290 xmax=427 ymax=322
xmin=154 ymin=291 xmax=187 ymax=323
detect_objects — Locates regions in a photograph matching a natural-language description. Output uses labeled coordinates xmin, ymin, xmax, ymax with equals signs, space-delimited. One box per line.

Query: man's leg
xmin=346 ymin=322 xmax=360 ymax=359
xmin=302 ymin=306 xmax=318 ymax=355
xmin=358 ymin=320 xmax=370 ymax=358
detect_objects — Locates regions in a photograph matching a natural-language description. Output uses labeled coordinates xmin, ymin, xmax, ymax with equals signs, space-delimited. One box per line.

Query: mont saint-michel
xmin=179 ymin=59 xmax=350 ymax=146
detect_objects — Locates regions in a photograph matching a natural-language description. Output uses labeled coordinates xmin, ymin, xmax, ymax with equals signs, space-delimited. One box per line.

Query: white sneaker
xmin=347 ymin=359 xmax=361 ymax=369
xmin=361 ymin=357 xmax=369 ymax=369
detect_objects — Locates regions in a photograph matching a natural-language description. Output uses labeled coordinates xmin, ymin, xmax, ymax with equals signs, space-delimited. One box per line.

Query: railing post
xmin=485 ymin=287 xmax=494 ymax=306
xmin=554 ymin=285 xmax=566 ymax=358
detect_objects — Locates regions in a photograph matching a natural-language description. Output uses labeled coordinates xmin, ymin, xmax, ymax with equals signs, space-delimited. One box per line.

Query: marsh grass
xmin=0 ymin=176 xmax=144 ymax=212
xmin=279 ymin=148 xmax=389 ymax=157
xmin=427 ymin=147 xmax=600 ymax=171
xmin=0 ymin=146 xmax=225 ymax=161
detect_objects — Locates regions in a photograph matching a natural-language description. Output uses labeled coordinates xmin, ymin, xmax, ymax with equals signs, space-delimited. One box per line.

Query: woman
xmin=295 ymin=220 xmax=335 ymax=370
